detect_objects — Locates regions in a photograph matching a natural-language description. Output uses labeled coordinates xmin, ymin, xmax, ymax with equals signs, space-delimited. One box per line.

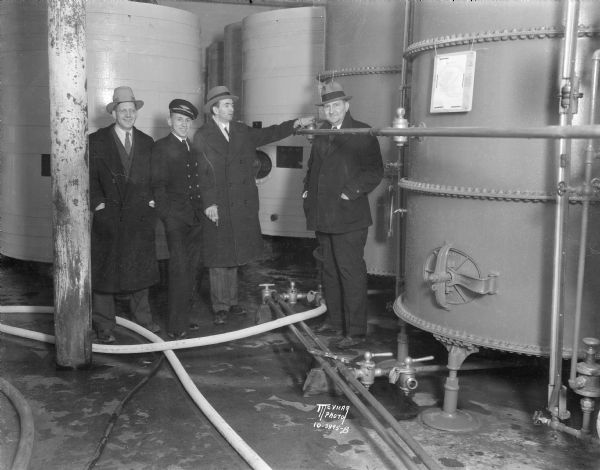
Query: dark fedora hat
xmin=204 ymin=85 xmax=238 ymax=113
xmin=106 ymin=86 xmax=144 ymax=114
xmin=316 ymin=80 xmax=352 ymax=106
xmin=169 ymin=99 xmax=199 ymax=120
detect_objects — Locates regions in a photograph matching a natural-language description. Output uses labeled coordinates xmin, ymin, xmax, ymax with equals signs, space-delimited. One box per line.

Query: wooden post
xmin=47 ymin=0 xmax=92 ymax=368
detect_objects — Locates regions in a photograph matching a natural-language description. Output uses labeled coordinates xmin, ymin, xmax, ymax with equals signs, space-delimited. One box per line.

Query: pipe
xmin=275 ymin=298 xmax=443 ymax=470
xmin=296 ymin=123 xmax=600 ymax=139
xmin=570 ymin=49 xmax=600 ymax=384
xmin=0 ymin=304 xmax=326 ymax=354
xmin=0 ymin=378 xmax=35 ymax=470
xmin=548 ymin=0 xmax=580 ymax=415
xmin=266 ymin=299 xmax=423 ymax=470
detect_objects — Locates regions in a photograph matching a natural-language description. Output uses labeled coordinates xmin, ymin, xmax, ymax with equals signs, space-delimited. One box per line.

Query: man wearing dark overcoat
xmin=151 ymin=99 xmax=207 ymax=339
xmin=90 ymin=86 xmax=160 ymax=343
xmin=193 ymin=86 xmax=314 ymax=325
xmin=303 ymin=80 xmax=383 ymax=349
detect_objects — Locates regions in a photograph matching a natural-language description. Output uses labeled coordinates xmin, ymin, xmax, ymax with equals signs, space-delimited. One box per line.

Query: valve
xmin=259 ymin=283 xmax=275 ymax=303
xmin=305 ymin=284 xmax=324 ymax=307
xmin=569 ymin=337 xmax=600 ymax=398
xmin=354 ymin=351 xmax=394 ymax=389
xmin=280 ymin=280 xmax=310 ymax=305
xmin=389 ymin=355 xmax=434 ymax=395
xmin=392 ymin=107 xmax=408 ymax=147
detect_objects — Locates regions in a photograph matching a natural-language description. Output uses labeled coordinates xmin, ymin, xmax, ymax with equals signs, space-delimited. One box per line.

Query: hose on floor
xmin=0 ymin=378 xmax=35 ymax=470
xmin=83 ymin=355 xmax=165 ymax=470
xmin=0 ymin=302 xmax=327 ymax=470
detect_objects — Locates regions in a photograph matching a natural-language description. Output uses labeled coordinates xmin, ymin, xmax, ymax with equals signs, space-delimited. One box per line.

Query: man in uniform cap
xmin=194 ymin=85 xmax=315 ymax=325
xmin=151 ymin=98 xmax=209 ymax=339
xmin=303 ymin=80 xmax=383 ymax=349
xmin=90 ymin=86 xmax=161 ymax=343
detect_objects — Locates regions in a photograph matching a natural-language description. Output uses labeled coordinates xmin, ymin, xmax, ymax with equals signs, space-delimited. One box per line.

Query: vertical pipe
xmin=548 ymin=0 xmax=580 ymax=412
xmin=48 ymin=0 xmax=92 ymax=368
xmin=570 ymin=49 xmax=600 ymax=383
xmin=395 ymin=0 xmax=413 ymax=361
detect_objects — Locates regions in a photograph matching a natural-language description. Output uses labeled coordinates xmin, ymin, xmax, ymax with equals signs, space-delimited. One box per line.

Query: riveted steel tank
xmin=241 ymin=7 xmax=325 ymax=237
xmin=394 ymin=0 xmax=600 ymax=356
xmin=0 ymin=0 xmax=202 ymax=262
xmin=321 ymin=0 xmax=406 ymax=275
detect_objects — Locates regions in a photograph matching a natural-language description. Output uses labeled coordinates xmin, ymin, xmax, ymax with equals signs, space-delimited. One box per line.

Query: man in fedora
xmin=89 ymin=86 xmax=160 ymax=343
xmin=193 ymin=85 xmax=314 ymax=325
xmin=151 ymin=99 xmax=209 ymax=339
xmin=303 ymin=80 xmax=383 ymax=349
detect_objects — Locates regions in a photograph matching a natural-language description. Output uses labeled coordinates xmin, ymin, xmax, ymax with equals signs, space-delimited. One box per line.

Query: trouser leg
xmin=165 ymin=224 xmax=193 ymax=333
xmin=209 ymin=266 xmax=237 ymax=312
xmin=330 ymin=228 xmax=368 ymax=337
xmin=92 ymin=291 xmax=116 ymax=333
xmin=316 ymin=231 xmax=344 ymax=331
xmin=128 ymin=288 xmax=152 ymax=326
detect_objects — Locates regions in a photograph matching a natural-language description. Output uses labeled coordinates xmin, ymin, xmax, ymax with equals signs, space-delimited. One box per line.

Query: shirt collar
xmin=114 ymin=125 xmax=132 ymax=143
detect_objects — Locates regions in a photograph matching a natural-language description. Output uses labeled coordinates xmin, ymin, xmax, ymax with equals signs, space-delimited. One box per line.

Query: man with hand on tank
xmin=151 ymin=99 xmax=208 ymax=339
xmin=89 ymin=86 xmax=161 ymax=344
xmin=194 ymin=85 xmax=315 ymax=326
xmin=303 ymin=80 xmax=383 ymax=349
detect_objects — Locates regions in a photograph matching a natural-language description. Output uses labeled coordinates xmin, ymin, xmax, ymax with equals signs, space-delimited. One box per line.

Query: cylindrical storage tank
xmin=206 ymin=40 xmax=224 ymax=92
xmin=0 ymin=0 xmax=202 ymax=262
xmin=224 ymin=21 xmax=243 ymax=121
xmin=322 ymin=0 xmax=406 ymax=275
xmin=242 ymin=7 xmax=325 ymax=237
xmin=395 ymin=0 xmax=600 ymax=357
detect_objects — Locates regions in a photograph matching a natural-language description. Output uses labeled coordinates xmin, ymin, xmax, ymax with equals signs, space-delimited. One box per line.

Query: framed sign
xmin=430 ymin=50 xmax=476 ymax=113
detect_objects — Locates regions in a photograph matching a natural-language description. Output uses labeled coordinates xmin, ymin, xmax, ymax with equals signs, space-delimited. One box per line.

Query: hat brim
xmin=204 ymin=95 xmax=239 ymax=114
xmin=106 ymin=100 xmax=144 ymax=114
xmin=316 ymin=96 xmax=352 ymax=107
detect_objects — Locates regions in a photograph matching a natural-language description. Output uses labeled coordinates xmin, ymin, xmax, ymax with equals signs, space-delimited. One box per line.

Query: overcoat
xmin=303 ymin=112 xmax=383 ymax=234
xmin=89 ymin=124 xmax=159 ymax=292
xmin=193 ymin=118 xmax=296 ymax=267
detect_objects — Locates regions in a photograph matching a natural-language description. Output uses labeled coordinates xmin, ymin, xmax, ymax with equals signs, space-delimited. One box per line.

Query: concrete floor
xmin=1 ymin=240 xmax=599 ymax=470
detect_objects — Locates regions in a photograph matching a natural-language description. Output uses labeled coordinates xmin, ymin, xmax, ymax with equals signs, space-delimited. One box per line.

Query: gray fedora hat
xmin=204 ymin=85 xmax=238 ymax=113
xmin=106 ymin=86 xmax=144 ymax=114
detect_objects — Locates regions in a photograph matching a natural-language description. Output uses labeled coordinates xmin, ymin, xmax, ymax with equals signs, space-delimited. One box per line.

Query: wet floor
xmin=1 ymin=238 xmax=599 ymax=470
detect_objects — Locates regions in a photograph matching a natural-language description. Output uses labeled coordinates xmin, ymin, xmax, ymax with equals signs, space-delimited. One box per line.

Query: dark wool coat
xmin=193 ymin=118 xmax=296 ymax=267
xmin=303 ymin=112 xmax=383 ymax=233
xmin=89 ymin=124 xmax=159 ymax=292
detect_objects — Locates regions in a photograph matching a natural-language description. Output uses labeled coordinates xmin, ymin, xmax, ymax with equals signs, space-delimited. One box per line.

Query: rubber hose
xmin=0 ymin=304 xmax=327 ymax=355
xmin=0 ymin=378 xmax=35 ymax=470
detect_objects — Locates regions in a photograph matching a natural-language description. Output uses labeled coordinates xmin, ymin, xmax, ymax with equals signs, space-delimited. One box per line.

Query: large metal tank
xmin=0 ymin=0 xmax=202 ymax=262
xmin=395 ymin=0 xmax=600 ymax=356
xmin=242 ymin=7 xmax=325 ymax=237
xmin=322 ymin=0 xmax=406 ymax=275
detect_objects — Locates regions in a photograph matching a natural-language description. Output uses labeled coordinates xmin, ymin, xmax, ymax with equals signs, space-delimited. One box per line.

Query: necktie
xmin=125 ymin=131 xmax=132 ymax=154
xmin=224 ymin=126 xmax=230 ymax=141
xmin=183 ymin=138 xmax=190 ymax=152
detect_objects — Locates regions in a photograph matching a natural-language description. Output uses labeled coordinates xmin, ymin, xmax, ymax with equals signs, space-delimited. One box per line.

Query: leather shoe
xmin=213 ymin=310 xmax=227 ymax=325
xmin=314 ymin=323 xmax=343 ymax=335
xmin=229 ymin=305 xmax=246 ymax=316
xmin=95 ymin=331 xmax=115 ymax=344
xmin=167 ymin=331 xmax=187 ymax=340
xmin=333 ymin=336 xmax=365 ymax=350
xmin=189 ymin=323 xmax=200 ymax=331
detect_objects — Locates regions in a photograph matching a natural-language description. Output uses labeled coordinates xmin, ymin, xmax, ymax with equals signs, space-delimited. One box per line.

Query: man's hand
xmin=94 ymin=202 xmax=105 ymax=211
xmin=205 ymin=204 xmax=219 ymax=226
xmin=294 ymin=116 xmax=316 ymax=129
xmin=340 ymin=193 xmax=349 ymax=200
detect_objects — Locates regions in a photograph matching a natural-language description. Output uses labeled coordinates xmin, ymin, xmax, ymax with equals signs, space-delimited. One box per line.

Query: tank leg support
xmin=420 ymin=340 xmax=481 ymax=432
